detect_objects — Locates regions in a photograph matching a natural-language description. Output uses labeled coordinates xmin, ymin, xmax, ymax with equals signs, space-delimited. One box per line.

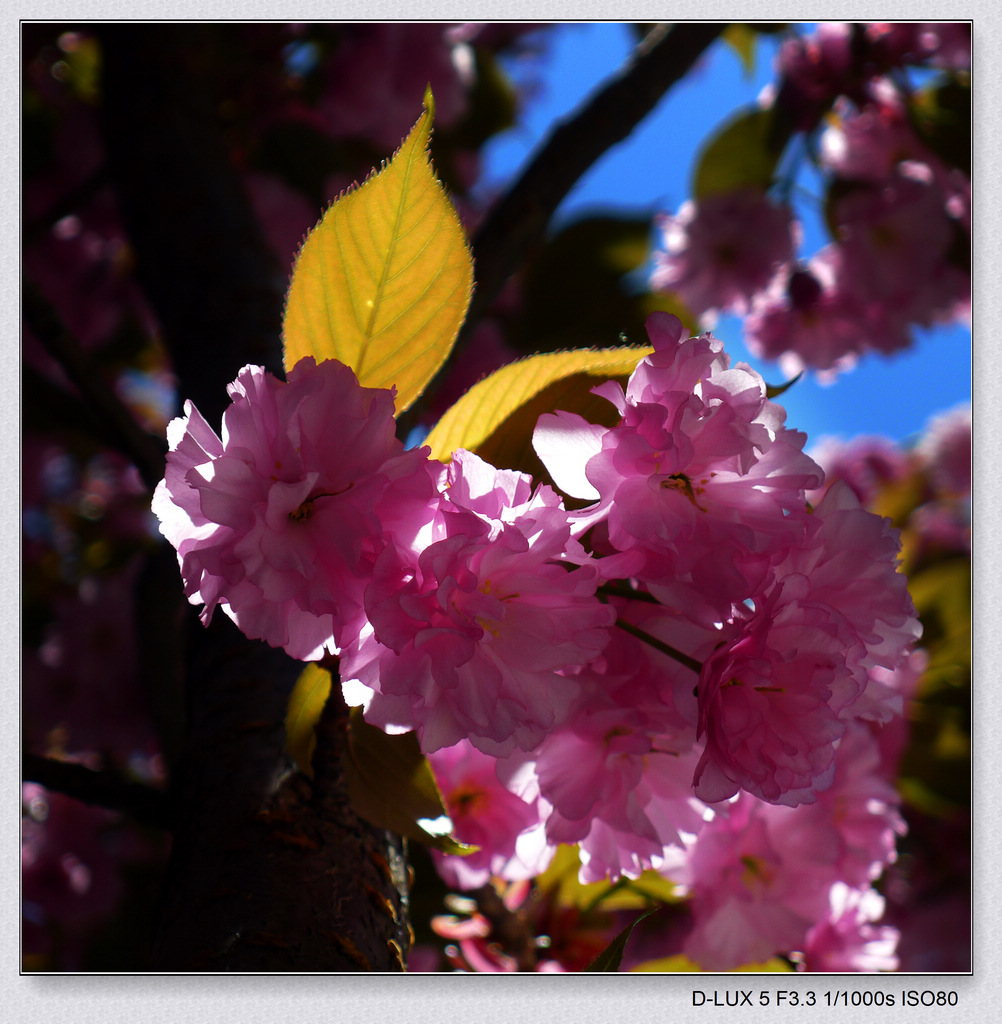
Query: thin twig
xmin=615 ymin=618 xmax=703 ymax=675
xmin=599 ymin=582 xmax=661 ymax=604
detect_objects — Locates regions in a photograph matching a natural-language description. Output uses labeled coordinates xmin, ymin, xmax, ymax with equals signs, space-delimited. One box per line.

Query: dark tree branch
xmin=397 ymin=22 xmax=726 ymax=437
xmin=22 ymin=278 xmax=167 ymax=491
xmin=466 ymin=22 xmax=726 ymax=330
xmin=310 ymin=658 xmax=353 ymax=799
xmin=23 ymin=752 xmax=174 ymax=831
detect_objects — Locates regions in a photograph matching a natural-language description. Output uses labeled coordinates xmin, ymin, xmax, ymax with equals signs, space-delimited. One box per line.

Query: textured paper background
xmin=7 ymin=5 xmax=991 ymax=1022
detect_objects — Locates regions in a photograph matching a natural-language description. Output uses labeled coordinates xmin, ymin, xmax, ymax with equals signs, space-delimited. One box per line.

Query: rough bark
xmin=148 ymin=616 xmax=411 ymax=971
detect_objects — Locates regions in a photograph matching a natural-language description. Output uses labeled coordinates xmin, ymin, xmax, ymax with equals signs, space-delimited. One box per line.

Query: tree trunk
xmin=97 ymin=23 xmax=410 ymax=971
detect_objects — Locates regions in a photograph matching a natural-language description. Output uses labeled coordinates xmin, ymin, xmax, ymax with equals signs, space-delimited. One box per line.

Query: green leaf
xmin=534 ymin=844 xmax=681 ymax=912
xmin=692 ymin=105 xmax=784 ymax=199
xmin=624 ymin=873 xmax=682 ymax=907
xmin=282 ymin=87 xmax=474 ymax=412
xmin=898 ymin=775 xmax=968 ymax=818
xmin=424 ymin=346 xmax=651 ymax=473
xmin=908 ymin=558 xmax=971 ymax=640
xmin=345 ymin=706 xmax=476 ymax=855
xmin=765 ymin=371 xmax=803 ymax=399
xmin=584 ymin=908 xmax=656 ymax=972
xmin=284 ymin=662 xmax=332 ymax=776
xmin=508 ymin=215 xmax=700 ymax=357
xmin=535 ymin=844 xmax=612 ymax=909
xmin=56 ymin=34 xmax=102 ymax=104
xmin=284 ymin=665 xmax=475 ymax=853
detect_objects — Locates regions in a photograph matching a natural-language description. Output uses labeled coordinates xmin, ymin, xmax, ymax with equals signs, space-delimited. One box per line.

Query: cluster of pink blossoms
xmin=650 ymin=187 xmax=799 ymax=319
xmin=650 ymin=23 xmax=969 ymax=378
xmin=152 ymin=356 xmax=441 ymax=661
xmin=154 ymin=313 xmax=919 ymax=969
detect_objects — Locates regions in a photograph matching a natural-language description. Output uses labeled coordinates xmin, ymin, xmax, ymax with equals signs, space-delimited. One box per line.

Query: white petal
xmin=532 ymin=411 xmax=604 ymax=501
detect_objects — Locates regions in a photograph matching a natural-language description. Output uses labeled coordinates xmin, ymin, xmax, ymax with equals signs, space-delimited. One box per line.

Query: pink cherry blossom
xmin=152 ymin=357 xmax=441 ymax=661
xmin=807 ymin=433 xmax=910 ymax=508
xmin=693 ymin=481 xmax=918 ymax=806
xmin=757 ymin=722 xmax=906 ymax=906
xmin=693 ymin=590 xmax=848 ymax=807
xmin=911 ymin=500 xmax=971 ymax=557
xmin=426 ymin=739 xmax=552 ymax=890
xmin=314 ymin=24 xmax=471 ymax=153
xmin=866 ymin=22 xmax=970 ymax=71
xmin=917 ymin=403 xmax=971 ymax=498
xmin=800 ymin=723 xmax=906 ymax=887
xmin=780 ymin=482 xmax=920 ymax=678
xmin=819 ymin=84 xmax=941 ymax=186
xmin=651 ymin=188 xmax=798 ymax=317
xmin=431 ymin=878 xmax=593 ymax=973
xmin=801 ymin=884 xmax=899 ymax=972
xmin=744 ymin=264 xmax=863 ymax=378
xmin=680 ymin=721 xmax=904 ymax=970
xmin=22 ymin=782 xmax=164 ymax=969
xmin=512 ymin=690 xmax=700 ymax=884
xmin=832 ymin=168 xmax=967 ymax=329
xmin=774 ymin=23 xmax=854 ymax=130
xmin=341 ymin=450 xmax=615 ymax=756
xmin=498 ymin=605 xmax=717 ymax=882
xmin=22 ymin=785 xmax=123 ymax=940
xmin=678 ymin=795 xmax=824 ymax=969
xmin=862 ymin=650 xmax=926 ymax=777
xmin=745 ymin=249 xmax=915 ymax=376
xmin=691 ymin=602 xmax=851 ymax=802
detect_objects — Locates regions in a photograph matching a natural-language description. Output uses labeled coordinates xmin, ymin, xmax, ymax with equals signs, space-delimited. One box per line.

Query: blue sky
xmin=478 ymin=23 xmax=972 ymax=450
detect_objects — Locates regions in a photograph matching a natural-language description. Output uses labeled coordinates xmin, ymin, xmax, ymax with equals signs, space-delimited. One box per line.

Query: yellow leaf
xmin=630 ymin=955 xmax=793 ymax=972
xmin=424 ymin=345 xmax=651 ymax=466
xmin=284 ymin=662 xmax=333 ymax=776
xmin=282 ymin=87 xmax=473 ymax=413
